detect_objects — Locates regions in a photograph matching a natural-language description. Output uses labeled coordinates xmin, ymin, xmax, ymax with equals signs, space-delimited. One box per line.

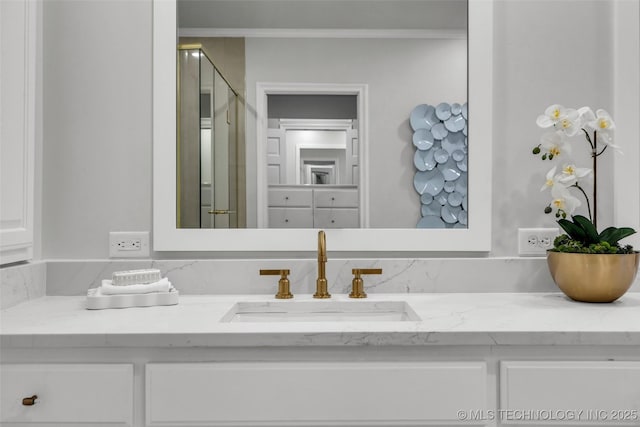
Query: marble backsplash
xmin=44 ymin=257 xmax=564 ymax=296
xmin=3 ymin=258 xmax=638 ymax=309
xmin=0 ymin=261 xmax=46 ymax=309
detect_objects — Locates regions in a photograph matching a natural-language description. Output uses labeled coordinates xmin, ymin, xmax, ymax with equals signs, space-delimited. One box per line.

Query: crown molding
xmin=179 ymin=28 xmax=466 ymax=39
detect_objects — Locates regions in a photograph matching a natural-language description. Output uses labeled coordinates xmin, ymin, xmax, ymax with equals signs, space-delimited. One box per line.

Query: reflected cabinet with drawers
xmin=2 ymin=347 xmax=640 ymax=426
xmin=268 ymin=186 xmax=359 ymax=228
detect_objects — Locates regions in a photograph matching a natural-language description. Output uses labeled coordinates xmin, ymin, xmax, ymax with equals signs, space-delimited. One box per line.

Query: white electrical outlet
xmin=109 ymin=231 xmax=150 ymax=258
xmin=518 ymin=228 xmax=560 ymax=256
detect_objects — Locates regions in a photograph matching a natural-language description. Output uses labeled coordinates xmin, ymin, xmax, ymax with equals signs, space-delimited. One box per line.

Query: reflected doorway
xmin=256 ymin=86 xmax=368 ymax=229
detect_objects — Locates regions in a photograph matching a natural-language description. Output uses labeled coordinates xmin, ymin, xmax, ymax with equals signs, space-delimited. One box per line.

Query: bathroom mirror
xmin=153 ymin=0 xmax=493 ymax=251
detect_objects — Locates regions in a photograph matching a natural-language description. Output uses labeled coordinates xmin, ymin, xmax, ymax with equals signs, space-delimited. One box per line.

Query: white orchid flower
xmin=557 ymin=164 xmax=591 ymax=186
xmin=555 ymin=108 xmax=582 ymax=136
xmin=577 ymin=106 xmax=596 ymax=125
xmin=550 ymin=184 xmax=582 ymax=216
xmin=587 ymin=109 xmax=618 ymax=146
xmin=536 ymin=104 xmax=569 ymax=128
xmin=540 ymin=131 xmax=572 ymax=159
xmin=536 ymin=104 xmax=582 ymax=136
xmin=540 ymin=166 xmax=560 ymax=191
xmin=588 ymin=109 xmax=615 ymax=132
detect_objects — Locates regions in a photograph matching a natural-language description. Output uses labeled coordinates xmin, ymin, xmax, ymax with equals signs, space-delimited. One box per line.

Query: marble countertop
xmin=2 ymin=293 xmax=640 ymax=348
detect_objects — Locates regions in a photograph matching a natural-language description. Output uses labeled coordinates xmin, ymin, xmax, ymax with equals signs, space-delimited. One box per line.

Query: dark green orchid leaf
xmin=557 ymin=218 xmax=586 ymax=242
xmin=598 ymin=226 xmax=618 ymax=243
xmin=600 ymin=227 xmax=637 ymax=245
xmin=572 ymin=215 xmax=599 ymax=244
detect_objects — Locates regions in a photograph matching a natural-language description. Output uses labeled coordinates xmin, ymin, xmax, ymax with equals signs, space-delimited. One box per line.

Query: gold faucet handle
xmin=260 ymin=269 xmax=290 ymax=277
xmin=259 ymin=269 xmax=293 ymax=299
xmin=352 ymin=268 xmax=382 ymax=278
xmin=349 ymin=268 xmax=383 ymax=299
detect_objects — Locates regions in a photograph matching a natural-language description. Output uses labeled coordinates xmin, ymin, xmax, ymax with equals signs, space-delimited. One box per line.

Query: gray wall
xmin=41 ymin=0 xmax=617 ymax=258
xmin=491 ymin=0 xmax=614 ymax=254
xmin=42 ymin=0 xmax=152 ymax=259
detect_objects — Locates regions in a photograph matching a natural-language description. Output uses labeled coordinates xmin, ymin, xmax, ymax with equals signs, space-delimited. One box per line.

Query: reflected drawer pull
xmin=22 ymin=395 xmax=37 ymax=406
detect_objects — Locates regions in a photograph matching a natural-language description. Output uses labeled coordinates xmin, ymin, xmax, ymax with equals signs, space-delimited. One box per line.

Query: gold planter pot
xmin=547 ymin=251 xmax=640 ymax=303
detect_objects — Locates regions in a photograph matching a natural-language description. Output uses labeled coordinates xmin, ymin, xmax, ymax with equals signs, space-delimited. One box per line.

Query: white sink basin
xmin=220 ymin=300 xmax=421 ymax=323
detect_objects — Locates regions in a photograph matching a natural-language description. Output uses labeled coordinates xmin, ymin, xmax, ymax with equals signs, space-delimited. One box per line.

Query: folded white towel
xmin=100 ymin=277 xmax=172 ymax=295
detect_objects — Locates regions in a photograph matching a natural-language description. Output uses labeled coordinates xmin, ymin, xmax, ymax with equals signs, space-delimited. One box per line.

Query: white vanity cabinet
xmin=0 ymin=364 xmax=134 ymax=426
xmin=3 ymin=350 xmax=640 ymax=427
xmin=146 ymin=361 xmax=487 ymax=426
xmin=500 ymin=361 xmax=640 ymax=425
xmin=0 ymin=0 xmax=36 ymax=265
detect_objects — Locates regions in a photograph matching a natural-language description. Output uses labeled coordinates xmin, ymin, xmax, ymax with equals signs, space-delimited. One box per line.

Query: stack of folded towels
xmin=100 ymin=268 xmax=173 ymax=295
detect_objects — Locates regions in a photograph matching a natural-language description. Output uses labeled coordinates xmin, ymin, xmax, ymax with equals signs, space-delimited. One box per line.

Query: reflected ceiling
xmin=178 ymin=0 xmax=467 ymax=31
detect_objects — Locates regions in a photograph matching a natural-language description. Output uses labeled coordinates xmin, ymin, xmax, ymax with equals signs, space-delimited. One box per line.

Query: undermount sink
xmin=220 ymin=300 xmax=421 ymax=323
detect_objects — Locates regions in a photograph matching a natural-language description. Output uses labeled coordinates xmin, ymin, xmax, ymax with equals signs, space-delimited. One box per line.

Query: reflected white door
xmin=347 ymin=127 xmax=359 ymax=185
xmin=266 ymin=128 xmax=286 ymax=185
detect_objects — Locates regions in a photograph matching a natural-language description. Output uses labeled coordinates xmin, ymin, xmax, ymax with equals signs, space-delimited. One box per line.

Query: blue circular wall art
xmin=410 ymin=102 xmax=468 ymax=229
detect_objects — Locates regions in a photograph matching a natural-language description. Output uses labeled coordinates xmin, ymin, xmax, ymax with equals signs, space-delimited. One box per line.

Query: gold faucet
xmin=313 ymin=230 xmax=331 ymax=298
xmin=259 ymin=269 xmax=293 ymax=299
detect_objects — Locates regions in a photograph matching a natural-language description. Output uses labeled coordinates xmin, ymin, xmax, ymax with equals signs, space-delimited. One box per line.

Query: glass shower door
xmin=177 ymin=45 xmax=239 ymax=229
xmin=210 ymin=69 xmax=237 ymax=228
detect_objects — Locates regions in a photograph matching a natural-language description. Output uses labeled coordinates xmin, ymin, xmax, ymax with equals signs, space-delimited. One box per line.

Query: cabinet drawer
xmin=268 ymin=188 xmax=312 ymax=207
xmin=501 ymin=361 xmax=640 ymax=424
xmin=268 ymin=207 xmax=313 ymax=228
xmin=314 ymin=188 xmax=359 ymax=207
xmin=146 ymin=362 xmax=487 ymax=426
xmin=0 ymin=363 xmax=133 ymax=425
xmin=314 ymin=208 xmax=359 ymax=228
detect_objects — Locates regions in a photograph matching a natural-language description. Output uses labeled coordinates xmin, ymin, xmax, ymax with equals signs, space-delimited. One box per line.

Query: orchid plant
xmin=533 ymin=104 xmax=636 ymax=254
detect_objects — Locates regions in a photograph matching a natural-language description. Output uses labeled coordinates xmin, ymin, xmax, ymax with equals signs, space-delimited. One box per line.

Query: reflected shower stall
xmin=177 ymin=44 xmax=240 ymax=228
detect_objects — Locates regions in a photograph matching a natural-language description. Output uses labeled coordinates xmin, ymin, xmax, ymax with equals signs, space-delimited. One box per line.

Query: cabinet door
xmin=146 ymin=361 xmax=487 ymax=426
xmin=501 ymin=361 xmax=640 ymax=425
xmin=0 ymin=364 xmax=134 ymax=425
xmin=0 ymin=0 xmax=36 ymax=265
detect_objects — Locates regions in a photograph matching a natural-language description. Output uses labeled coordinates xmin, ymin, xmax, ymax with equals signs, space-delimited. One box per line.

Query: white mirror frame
xmin=613 ymin=0 xmax=640 ymax=250
xmin=153 ymin=0 xmax=493 ymax=252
